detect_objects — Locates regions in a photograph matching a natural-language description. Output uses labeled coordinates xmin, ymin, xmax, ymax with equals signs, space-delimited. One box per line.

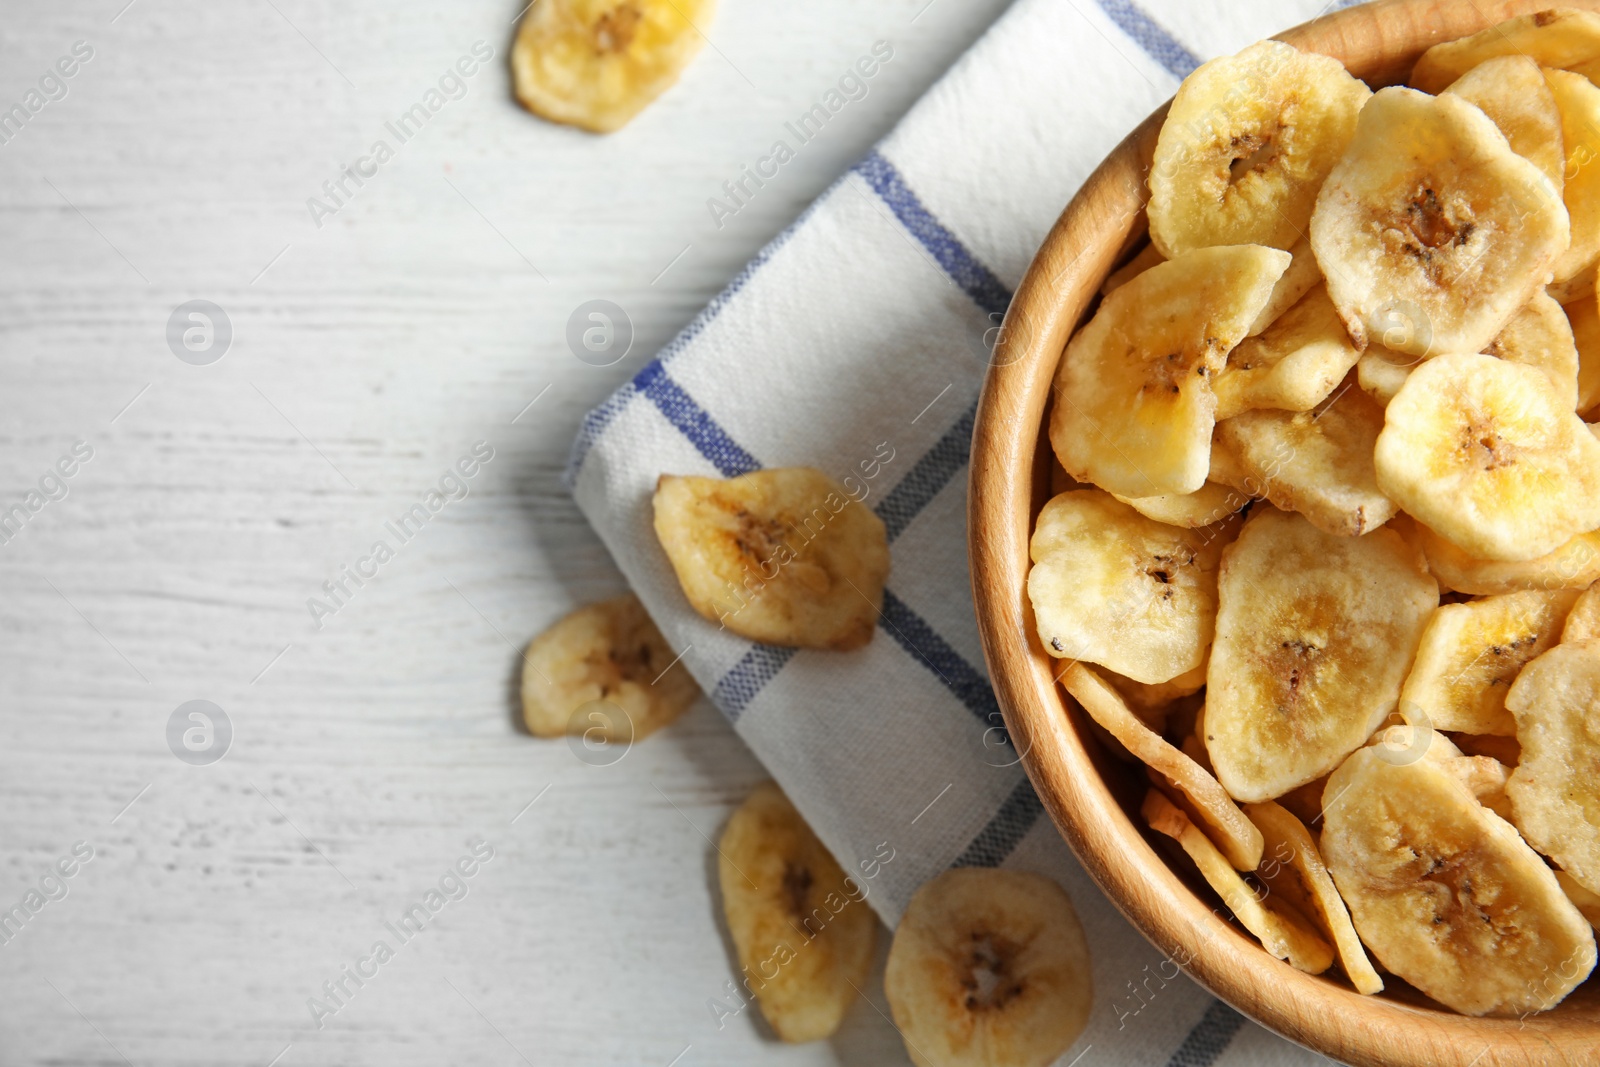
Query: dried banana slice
xmin=1051 ymin=245 xmax=1290 ymax=498
xmin=520 ymin=594 xmax=700 ymax=740
xmin=1065 ymin=662 xmax=1262 ymax=870
xmin=1247 ymin=238 xmax=1324 ymax=337
xmin=511 ymin=0 xmax=715 ymax=133
xmin=1568 ymin=294 xmax=1600 ymax=412
xmin=718 ymin=782 xmax=876 ymax=1043
xmin=1101 ymin=242 xmax=1163 ymax=296
xmin=1411 ymin=8 xmax=1600 ymax=93
xmin=1507 ymin=640 xmax=1600 ymax=895
xmin=1216 ymin=382 xmax=1395 ymax=538
xmin=1375 ymin=353 xmax=1600 ymax=562
xmin=1207 ymin=508 xmax=1438 ymax=802
xmin=1148 ymin=41 xmax=1370 ymax=258
xmin=885 ymin=868 xmax=1092 ymax=1067
xmin=1442 ymin=755 xmax=1516 ymax=822
xmin=1276 ymin=774 xmax=1329 ymax=827
xmin=1564 ymin=583 xmax=1600 ymax=642
xmin=1028 ymin=490 xmax=1233 ymax=684
xmin=1107 ymin=661 xmax=1208 ymax=720
xmin=1309 ymin=87 xmax=1569 ymax=358
xmin=1245 ymin=800 xmax=1382 ymax=995
xmin=1545 ymin=70 xmax=1600 ymax=302
xmin=1557 ymin=870 xmax=1600 ymax=930
xmin=1486 ymin=291 xmax=1582 ymax=409
xmin=1444 ymin=55 xmax=1566 ymax=193
xmin=1322 ymin=742 xmax=1595 ymax=1016
xmin=1355 ymin=346 xmax=1419 ymax=407
xmin=1110 ymin=481 xmax=1246 ymax=529
xmin=653 ymin=468 xmax=889 ymax=651
xmin=1412 ymin=518 xmax=1600 ymax=595
xmin=1212 ymin=285 xmax=1361 ymax=422
xmin=1399 ymin=589 xmax=1580 ymax=736
xmin=1142 ymin=790 xmax=1334 ymax=974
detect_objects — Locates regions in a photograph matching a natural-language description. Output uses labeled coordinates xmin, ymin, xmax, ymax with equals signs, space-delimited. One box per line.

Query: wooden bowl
xmin=969 ymin=2 xmax=1600 ymax=1064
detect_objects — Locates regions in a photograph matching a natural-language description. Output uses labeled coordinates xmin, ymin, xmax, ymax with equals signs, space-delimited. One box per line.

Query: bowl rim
xmin=968 ymin=1 xmax=1600 ymax=1064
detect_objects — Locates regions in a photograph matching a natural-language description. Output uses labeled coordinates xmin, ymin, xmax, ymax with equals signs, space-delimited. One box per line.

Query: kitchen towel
xmin=566 ymin=0 xmax=1365 ymax=1063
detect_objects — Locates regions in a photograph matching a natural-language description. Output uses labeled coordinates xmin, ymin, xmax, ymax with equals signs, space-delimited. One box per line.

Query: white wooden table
xmin=0 ymin=0 xmax=1018 ymax=1063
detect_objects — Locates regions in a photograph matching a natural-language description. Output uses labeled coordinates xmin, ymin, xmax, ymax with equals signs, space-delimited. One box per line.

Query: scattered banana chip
xmin=717 ymin=782 xmax=876 ymax=1043
xmin=1051 ymin=245 xmax=1290 ymax=498
xmin=1109 ymin=481 xmax=1245 ymax=530
xmin=1410 ymin=517 xmax=1600 ymax=596
xmin=1546 ymin=70 xmax=1600 ymax=303
xmin=520 ymin=594 xmax=700 ymax=740
xmin=1557 ymin=869 xmax=1600 ymax=930
xmin=1142 ymin=790 xmax=1334 ymax=974
xmin=885 ymin=868 xmax=1092 ymax=1067
xmin=653 ymin=468 xmax=889 ymax=651
xmin=1247 ymin=238 xmax=1325 ymax=338
xmin=1376 ymin=353 xmax=1600 ymax=562
xmin=1212 ymin=285 xmax=1361 ymax=422
xmin=1206 ymin=508 xmax=1437 ymax=802
xmin=1064 ymin=662 xmax=1262 ymax=870
xmin=511 ymin=0 xmax=715 ymax=133
xmin=1507 ymin=640 xmax=1600 ymax=896
xmin=1216 ymin=382 xmax=1395 ymax=537
xmin=1322 ymin=742 xmax=1596 ymax=1016
xmin=1148 ymin=41 xmax=1370 ymax=258
xmin=1399 ymin=589 xmax=1580 ymax=736
xmin=1564 ymin=583 xmax=1600 ymax=642
xmin=1444 ymin=55 xmax=1566 ymax=194
xmin=1354 ymin=345 xmax=1419 ymax=407
xmin=1100 ymin=242 xmax=1163 ymax=296
xmin=1309 ymin=87 xmax=1569 ymax=358
xmin=1486 ymin=291 xmax=1582 ymax=409
xmin=1568 ymin=294 xmax=1600 ymax=413
xmin=1410 ymin=8 xmax=1600 ymax=93
xmin=1028 ymin=490 xmax=1233 ymax=684
xmin=1245 ymin=800 xmax=1382 ymax=995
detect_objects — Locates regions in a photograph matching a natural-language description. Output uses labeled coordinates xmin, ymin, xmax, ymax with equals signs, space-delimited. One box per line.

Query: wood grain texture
xmin=970 ymin=2 xmax=1600 ymax=1065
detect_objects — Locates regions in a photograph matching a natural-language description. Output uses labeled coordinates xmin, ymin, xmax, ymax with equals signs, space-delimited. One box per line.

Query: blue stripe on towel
xmin=880 ymin=588 xmax=1007 ymax=742
xmin=1166 ymin=1000 xmax=1246 ymax=1067
xmin=713 ymin=644 xmax=798 ymax=721
xmin=951 ymin=777 xmax=1044 ymax=867
xmin=634 ymin=361 xmax=761 ymax=478
xmin=874 ymin=399 xmax=976 ymax=543
xmin=851 ymin=151 xmax=1013 ymax=319
xmin=1095 ymin=0 xmax=1201 ymax=79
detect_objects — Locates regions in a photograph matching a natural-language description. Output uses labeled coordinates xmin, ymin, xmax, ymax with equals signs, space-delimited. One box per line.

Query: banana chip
xmin=1485 ymin=291 xmax=1582 ymax=409
xmin=1107 ymin=661 xmax=1208 ymax=720
xmin=653 ymin=469 xmax=889 ymax=651
xmin=1322 ymin=743 xmax=1595 ymax=1016
xmin=1029 ymin=490 xmax=1233 ymax=684
xmin=1275 ymin=774 xmax=1330 ymax=827
xmin=1309 ymin=87 xmax=1569 ymax=358
xmin=1411 ymin=517 xmax=1600 ymax=595
xmin=1101 ymin=242 xmax=1163 ymax=296
xmin=1245 ymin=800 xmax=1383 ymax=994
xmin=511 ymin=0 xmax=715 ymax=133
xmin=1557 ymin=869 xmax=1600 ymax=930
xmin=1411 ymin=8 xmax=1600 ymax=93
xmin=1399 ymin=589 xmax=1580 ymax=736
xmin=1051 ymin=245 xmax=1290 ymax=497
xmin=1217 ymin=382 xmax=1395 ymax=538
xmin=520 ymin=594 xmax=700 ymax=739
xmin=1109 ymin=481 xmax=1246 ymax=529
xmin=1444 ymin=55 xmax=1566 ymax=193
xmin=885 ymin=868 xmax=1092 ymax=1067
xmin=1065 ymin=662 xmax=1262 ymax=870
xmin=1207 ymin=508 xmax=1438 ymax=802
xmin=1507 ymin=640 xmax=1600 ymax=896
xmin=1442 ymin=755 xmax=1516 ymax=821
xmin=1545 ymin=69 xmax=1600 ymax=302
xmin=1247 ymin=239 xmax=1325 ymax=338
xmin=1564 ymin=583 xmax=1600 ymax=642
xmin=1142 ymin=790 xmax=1334 ymax=974
xmin=1212 ymin=285 xmax=1361 ymax=422
xmin=1568 ymin=294 xmax=1600 ymax=413
xmin=717 ymin=782 xmax=877 ymax=1043
xmin=1376 ymin=353 xmax=1600 ymax=562
xmin=1355 ymin=346 xmax=1419 ymax=407
xmin=1149 ymin=41 xmax=1369 ymax=258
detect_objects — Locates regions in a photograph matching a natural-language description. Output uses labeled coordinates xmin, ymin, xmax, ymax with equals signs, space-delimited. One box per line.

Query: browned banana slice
xmin=1411 ymin=8 xmax=1600 ymax=93
xmin=1213 ymin=285 xmax=1361 ymax=421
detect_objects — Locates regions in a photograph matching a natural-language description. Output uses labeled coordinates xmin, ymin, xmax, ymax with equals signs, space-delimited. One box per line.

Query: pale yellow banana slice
xmin=1149 ymin=41 xmax=1370 ymax=258
xmin=1245 ymin=800 xmax=1382 ymax=995
xmin=1567 ymin=293 xmax=1600 ymax=412
xmin=1029 ymin=491 xmax=1234 ymax=684
xmin=1355 ymin=346 xmax=1419 ymax=407
xmin=1206 ymin=508 xmax=1438 ymax=802
xmin=1107 ymin=660 xmax=1208 ymax=720
xmin=1411 ymin=8 xmax=1600 ymax=93
xmin=1247 ymin=238 xmax=1324 ymax=337
xmin=1410 ymin=517 xmax=1600 ymax=595
xmin=1322 ymin=742 xmax=1595 ymax=1016
xmin=1109 ymin=481 xmax=1246 ymax=529
xmin=521 ymin=594 xmax=700 ymax=740
xmin=1051 ymin=245 xmax=1291 ymax=498
xmin=1564 ymin=582 xmax=1600 ymax=642
xmin=1212 ymin=285 xmax=1361 ymax=422
xmin=1441 ymin=755 xmax=1516 ymax=821
xmin=1143 ymin=790 xmax=1334 ymax=974
xmin=1309 ymin=87 xmax=1569 ymax=358
xmin=717 ymin=782 xmax=877 ymax=1043
xmin=512 ymin=0 xmax=715 ymax=133
xmin=1100 ymin=242 xmax=1163 ymax=296
xmin=1486 ymin=291 xmax=1581 ymax=409
xmin=1375 ymin=352 xmax=1600 ymax=562
xmin=1545 ymin=69 xmax=1600 ymax=302
xmin=1275 ymin=774 xmax=1329 ymax=827
xmin=1557 ymin=869 xmax=1600 ymax=929
xmin=885 ymin=868 xmax=1092 ymax=1067
xmin=1399 ymin=589 xmax=1580 ymax=736
xmin=1065 ymin=662 xmax=1261 ymax=870
xmin=1444 ymin=55 xmax=1566 ymax=193
xmin=653 ymin=469 xmax=889 ymax=651
xmin=1507 ymin=639 xmax=1600 ymax=896
xmin=1216 ymin=382 xmax=1395 ymax=538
